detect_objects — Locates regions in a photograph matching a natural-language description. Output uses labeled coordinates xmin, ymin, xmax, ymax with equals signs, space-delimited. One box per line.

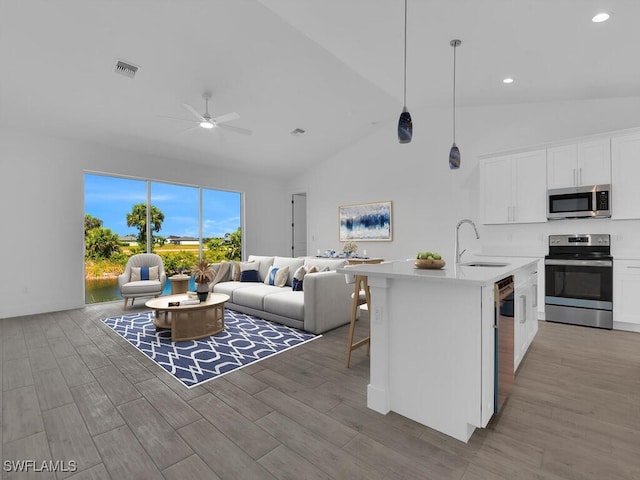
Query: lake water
xmin=85 ymin=277 xmax=196 ymax=304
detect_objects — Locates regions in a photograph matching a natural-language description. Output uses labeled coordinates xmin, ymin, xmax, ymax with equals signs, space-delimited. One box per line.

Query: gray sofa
xmin=210 ymin=255 xmax=353 ymax=334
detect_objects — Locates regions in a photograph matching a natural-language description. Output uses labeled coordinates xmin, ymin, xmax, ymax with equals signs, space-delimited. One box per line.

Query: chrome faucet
xmin=455 ymin=219 xmax=480 ymax=264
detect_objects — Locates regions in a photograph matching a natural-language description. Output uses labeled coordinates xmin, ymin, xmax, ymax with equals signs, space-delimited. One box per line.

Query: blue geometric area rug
xmin=102 ymin=310 xmax=319 ymax=388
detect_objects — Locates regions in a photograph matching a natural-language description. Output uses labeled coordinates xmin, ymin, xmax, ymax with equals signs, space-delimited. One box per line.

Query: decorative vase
xmin=196 ymin=282 xmax=209 ymax=302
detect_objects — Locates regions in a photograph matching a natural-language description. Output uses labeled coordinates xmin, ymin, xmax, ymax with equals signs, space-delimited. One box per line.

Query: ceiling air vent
xmin=290 ymin=128 xmax=306 ymax=136
xmin=113 ymin=60 xmax=139 ymax=79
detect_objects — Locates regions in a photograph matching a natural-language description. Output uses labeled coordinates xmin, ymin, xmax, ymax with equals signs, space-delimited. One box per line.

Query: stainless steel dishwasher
xmin=494 ymin=275 xmax=515 ymax=414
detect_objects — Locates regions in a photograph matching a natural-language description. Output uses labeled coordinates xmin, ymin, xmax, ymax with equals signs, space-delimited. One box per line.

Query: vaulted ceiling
xmin=1 ymin=0 xmax=639 ymax=178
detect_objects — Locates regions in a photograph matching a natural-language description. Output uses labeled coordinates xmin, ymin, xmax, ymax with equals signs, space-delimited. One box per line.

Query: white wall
xmin=0 ymin=128 xmax=291 ymax=319
xmin=288 ymin=97 xmax=640 ymax=262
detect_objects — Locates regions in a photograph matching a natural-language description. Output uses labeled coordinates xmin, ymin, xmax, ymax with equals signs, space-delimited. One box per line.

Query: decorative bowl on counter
xmin=414 ymin=258 xmax=446 ymax=269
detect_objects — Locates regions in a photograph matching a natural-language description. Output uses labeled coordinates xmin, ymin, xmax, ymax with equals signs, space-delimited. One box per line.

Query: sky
xmin=84 ymin=174 xmax=241 ymax=238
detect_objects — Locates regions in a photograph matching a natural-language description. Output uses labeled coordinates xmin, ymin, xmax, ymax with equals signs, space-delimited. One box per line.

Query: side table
xmin=169 ymin=274 xmax=190 ymax=295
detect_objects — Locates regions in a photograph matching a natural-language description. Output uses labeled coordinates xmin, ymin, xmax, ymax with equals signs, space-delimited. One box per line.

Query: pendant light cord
xmin=452 ymin=42 xmax=456 ymax=143
xmin=403 ymin=0 xmax=407 ymax=108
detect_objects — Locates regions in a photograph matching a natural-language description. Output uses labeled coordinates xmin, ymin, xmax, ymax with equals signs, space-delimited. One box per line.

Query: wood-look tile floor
xmin=2 ymin=302 xmax=640 ymax=479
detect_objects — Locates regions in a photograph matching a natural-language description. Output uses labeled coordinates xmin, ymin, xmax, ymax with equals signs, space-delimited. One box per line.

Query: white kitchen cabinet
xmin=611 ymin=132 xmax=640 ymax=220
xmin=514 ymin=264 xmax=538 ymax=371
xmin=547 ymin=138 xmax=611 ymax=189
xmin=480 ymin=149 xmax=547 ymax=225
xmin=613 ymin=260 xmax=640 ymax=332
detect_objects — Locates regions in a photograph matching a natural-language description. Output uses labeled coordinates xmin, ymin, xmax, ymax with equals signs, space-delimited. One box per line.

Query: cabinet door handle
xmin=533 ymin=284 xmax=538 ymax=308
xmin=573 ymin=168 xmax=577 ymax=185
xmin=626 ymin=266 xmax=640 ymax=269
xmin=520 ymin=295 xmax=527 ymax=323
xmin=579 ymin=167 xmax=583 ymax=185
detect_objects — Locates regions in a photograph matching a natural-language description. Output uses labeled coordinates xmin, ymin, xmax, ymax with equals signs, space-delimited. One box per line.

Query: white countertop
xmin=338 ymin=256 xmax=538 ymax=286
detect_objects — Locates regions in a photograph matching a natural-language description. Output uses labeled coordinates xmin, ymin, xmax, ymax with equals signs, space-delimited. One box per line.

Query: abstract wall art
xmin=339 ymin=201 xmax=393 ymax=242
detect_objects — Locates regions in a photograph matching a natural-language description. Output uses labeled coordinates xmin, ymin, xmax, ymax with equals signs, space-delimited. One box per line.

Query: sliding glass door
xmin=84 ymin=173 xmax=242 ymax=304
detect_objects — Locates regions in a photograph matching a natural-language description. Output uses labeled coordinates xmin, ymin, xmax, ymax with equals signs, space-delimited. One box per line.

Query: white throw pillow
xmin=292 ymin=265 xmax=307 ymax=291
xmin=264 ymin=265 xmax=289 ymax=287
xmin=131 ymin=265 xmax=159 ymax=282
xmin=232 ymin=260 xmax=255 ymax=281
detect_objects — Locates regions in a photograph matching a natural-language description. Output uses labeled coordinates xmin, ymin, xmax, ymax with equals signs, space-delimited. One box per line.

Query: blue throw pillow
xmin=240 ymin=269 xmax=260 ymax=282
xmin=292 ymin=278 xmax=303 ymax=291
xmin=140 ymin=266 xmax=150 ymax=280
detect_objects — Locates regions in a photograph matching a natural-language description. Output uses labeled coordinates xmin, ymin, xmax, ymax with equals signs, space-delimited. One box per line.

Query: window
xmin=84 ymin=173 xmax=242 ymax=304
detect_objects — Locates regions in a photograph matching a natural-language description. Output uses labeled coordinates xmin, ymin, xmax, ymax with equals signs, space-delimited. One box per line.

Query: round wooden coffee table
xmin=145 ymin=293 xmax=230 ymax=342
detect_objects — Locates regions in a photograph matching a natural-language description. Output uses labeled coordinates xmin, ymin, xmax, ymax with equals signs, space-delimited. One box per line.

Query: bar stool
xmin=346 ymin=274 xmax=371 ymax=367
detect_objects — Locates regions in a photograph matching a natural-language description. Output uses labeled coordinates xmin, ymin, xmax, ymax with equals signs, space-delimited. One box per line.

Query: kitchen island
xmin=338 ymin=257 xmax=538 ymax=442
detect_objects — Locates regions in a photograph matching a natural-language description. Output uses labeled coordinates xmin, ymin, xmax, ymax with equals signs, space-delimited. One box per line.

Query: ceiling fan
xmin=173 ymin=92 xmax=252 ymax=135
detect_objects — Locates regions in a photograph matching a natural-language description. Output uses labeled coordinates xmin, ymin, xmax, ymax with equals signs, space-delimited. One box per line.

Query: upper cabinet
xmin=546 ymin=138 xmax=611 ymax=189
xmin=611 ymin=132 xmax=640 ymax=220
xmin=480 ymin=149 xmax=547 ymax=225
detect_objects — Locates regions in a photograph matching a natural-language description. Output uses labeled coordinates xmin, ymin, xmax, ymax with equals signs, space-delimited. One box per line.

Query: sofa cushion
xmin=232 ymin=284 xmax=283 ymax=310
xmin=264 ymin=265 xmax=289 ymax=287
xmin=263 ymin=290 xmax=305 ymax=321
xmin=273 ymin=257 xmax=305 ymax=286
xmin=247 ymin=255 xmax=275 ymax=282
xmin=131 ymin=266 xmax=159 ymax=282
xmin=304 ymin=258 xmax=347 ymax=271
xmin=212 ymin=281 xmax=256 ymax=300
xmin=120 ymin=280 xmax=162 ymax=295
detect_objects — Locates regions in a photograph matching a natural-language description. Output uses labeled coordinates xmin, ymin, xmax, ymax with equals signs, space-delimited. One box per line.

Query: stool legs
xmin=346 ymin=275 xmax=371 ymax=368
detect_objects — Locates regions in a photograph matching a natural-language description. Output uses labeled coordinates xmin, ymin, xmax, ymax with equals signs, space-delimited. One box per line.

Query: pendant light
xmin=397 ymin=0 xmax=412 ymax=143
xmin=449 ymin=39 xmax=462 ymax=169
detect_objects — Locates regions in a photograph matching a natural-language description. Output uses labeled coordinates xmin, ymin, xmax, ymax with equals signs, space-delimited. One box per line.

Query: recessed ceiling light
xmin=592 ymin=12 xmax=610 ymax=23
xmin=503 ymin=77 xmax=514 ymax=84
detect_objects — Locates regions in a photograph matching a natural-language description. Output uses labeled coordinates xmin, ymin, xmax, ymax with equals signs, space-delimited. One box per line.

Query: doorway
xmin=292 ymin=193 xmax=307 ymax=257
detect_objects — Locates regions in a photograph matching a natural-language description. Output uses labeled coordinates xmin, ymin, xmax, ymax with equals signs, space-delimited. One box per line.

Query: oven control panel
xmin=549 ymin=234 xmax=610 ymax=247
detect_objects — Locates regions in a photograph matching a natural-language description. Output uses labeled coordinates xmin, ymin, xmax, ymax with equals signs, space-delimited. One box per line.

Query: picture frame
xmin=339 ymin=201 xmax=393 ymax=242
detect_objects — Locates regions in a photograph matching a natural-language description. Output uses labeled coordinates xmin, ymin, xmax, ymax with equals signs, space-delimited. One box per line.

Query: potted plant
xmin=191 ymin=259 xmax=215 ymax=302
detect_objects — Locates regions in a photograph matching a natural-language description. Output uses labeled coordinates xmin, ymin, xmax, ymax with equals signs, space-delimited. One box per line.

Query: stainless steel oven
xmin=545 ymin=234 xmax=613 ymax=329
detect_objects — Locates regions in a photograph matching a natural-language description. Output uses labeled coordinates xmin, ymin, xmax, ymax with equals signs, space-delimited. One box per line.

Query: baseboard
xmin=613 ymin=321 xmax=640 ymax=333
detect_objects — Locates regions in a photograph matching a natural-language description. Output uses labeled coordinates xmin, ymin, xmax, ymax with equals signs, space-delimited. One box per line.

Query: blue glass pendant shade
xmin=398 ymin=108 xmax=412 ymax=144
xmin=449 ymin=143 xmax=460 ymax=169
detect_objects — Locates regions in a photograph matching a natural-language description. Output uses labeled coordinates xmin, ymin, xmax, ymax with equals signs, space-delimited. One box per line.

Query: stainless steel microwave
xmin=547 ymin=184 xmax=611 ymax=219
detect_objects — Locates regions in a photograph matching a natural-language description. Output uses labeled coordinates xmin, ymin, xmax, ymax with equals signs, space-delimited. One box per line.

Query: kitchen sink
xmin=459 ymin=262 xmax=509 ymax=268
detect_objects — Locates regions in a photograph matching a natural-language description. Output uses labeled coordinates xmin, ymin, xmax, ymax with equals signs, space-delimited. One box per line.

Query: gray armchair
xmin=118 ymin=253 xmax=167 ymax=310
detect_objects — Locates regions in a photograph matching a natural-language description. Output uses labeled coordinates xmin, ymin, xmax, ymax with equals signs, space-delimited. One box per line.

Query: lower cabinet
xmin=613 ymin=260 xmax=640 ymax=332
xmin=514 ymin=265 xmax=538 ymax=371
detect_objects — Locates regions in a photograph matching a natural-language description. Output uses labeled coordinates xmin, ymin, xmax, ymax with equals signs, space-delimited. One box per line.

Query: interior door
xmin=292 ymin=193 xmax=307 ymax=257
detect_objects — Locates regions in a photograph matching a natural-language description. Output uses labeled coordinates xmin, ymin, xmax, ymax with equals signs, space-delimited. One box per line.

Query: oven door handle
xmin=544 ymin=259 xmax=612 ymax=267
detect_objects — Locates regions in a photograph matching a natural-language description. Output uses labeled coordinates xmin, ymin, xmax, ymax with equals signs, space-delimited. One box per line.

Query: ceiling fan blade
xmin=182 ymin=103 xmax=205 ymax=121
xmin=212 ymin=112 xmax=240 ymax=124
xmin=175 ymin=125 xmax=202 ymax=135
xmin=217 ymin=123 xmax=253 ymax=136
xmin=157 ymin=114 xmax=198 ymax=124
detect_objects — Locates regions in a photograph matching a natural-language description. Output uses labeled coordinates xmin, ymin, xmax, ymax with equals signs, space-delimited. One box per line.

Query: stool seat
xmin=346 ymin=275 xmax=371 ymax=367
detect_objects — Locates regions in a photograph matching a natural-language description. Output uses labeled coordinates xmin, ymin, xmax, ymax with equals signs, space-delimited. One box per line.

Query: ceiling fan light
xmin=592 ymin=12 xmax=610 ymax=23
xmin=200 ymin=121 xmax=214 ymax=129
